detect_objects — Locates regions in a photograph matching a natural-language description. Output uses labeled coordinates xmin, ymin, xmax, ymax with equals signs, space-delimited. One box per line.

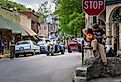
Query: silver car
xmin=15 ymin=40 xmax=40 ymax=57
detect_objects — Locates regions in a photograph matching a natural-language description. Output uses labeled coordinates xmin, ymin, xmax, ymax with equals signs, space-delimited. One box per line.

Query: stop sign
xmin=82 ymin=0 xmax=105 ymax=16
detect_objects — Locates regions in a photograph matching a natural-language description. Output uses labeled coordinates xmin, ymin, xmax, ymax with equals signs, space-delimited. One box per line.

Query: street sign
xmin=82 ymin=0 xmax=105 ymax=16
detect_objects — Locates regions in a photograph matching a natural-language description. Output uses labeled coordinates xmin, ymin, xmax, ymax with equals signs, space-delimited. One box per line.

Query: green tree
xmin=37 ymin=1 xmax=51 ymax=23
xmin=0 ymin=0 xmax=29 ymax=11
xmin=57 ymin=0 xmax=85 ymax=37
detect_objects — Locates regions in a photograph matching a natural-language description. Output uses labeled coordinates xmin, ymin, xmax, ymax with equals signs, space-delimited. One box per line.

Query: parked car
xmin=15 ymin=40 xmax=40 ymax=57
xmin=67 ymin=38 xmax=90 ymax=53
xmin=37 ymin=40 xmax=48 ymax=54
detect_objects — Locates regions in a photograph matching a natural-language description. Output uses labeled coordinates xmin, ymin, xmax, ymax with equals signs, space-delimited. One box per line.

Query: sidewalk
xmin=0 ymin=54 xmax=10 ymax=59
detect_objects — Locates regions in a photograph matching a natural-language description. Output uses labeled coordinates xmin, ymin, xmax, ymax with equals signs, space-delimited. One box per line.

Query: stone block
xmin=74 ymin=76 xmax=87 ymax=82
xmin=74 ymin=57 xmax=121 ymax=82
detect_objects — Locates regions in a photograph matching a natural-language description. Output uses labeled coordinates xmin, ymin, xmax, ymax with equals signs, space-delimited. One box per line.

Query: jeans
xmin=91 ymin=39 xmax=107 ymax=64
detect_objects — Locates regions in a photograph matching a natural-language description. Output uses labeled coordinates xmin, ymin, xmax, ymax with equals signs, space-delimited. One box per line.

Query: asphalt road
xmin=0 ymin=52 xmax=82 ymax=82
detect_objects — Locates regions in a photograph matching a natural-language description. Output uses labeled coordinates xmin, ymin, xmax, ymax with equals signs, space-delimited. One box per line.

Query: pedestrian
xmin=82 ymin=23 xmax=107 ymax=65
xmin=1 ymin=40 xmax=4 ymax=55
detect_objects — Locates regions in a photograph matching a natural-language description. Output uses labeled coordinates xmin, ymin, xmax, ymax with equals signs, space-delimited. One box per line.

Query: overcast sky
xmin=9 ymin=0 xmax=55 ymax=12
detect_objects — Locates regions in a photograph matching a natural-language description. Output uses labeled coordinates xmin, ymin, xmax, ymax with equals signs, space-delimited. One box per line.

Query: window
xmin=44 ymin=26 xmax=46 ymax=30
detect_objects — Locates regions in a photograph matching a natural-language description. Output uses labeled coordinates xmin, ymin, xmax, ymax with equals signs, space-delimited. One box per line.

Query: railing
xmin=105 ymin=0 xmax=121 ymax=5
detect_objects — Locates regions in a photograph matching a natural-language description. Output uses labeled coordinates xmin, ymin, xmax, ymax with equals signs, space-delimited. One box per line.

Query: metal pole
xmin=82 ymin=40 xmax=84 ymax=65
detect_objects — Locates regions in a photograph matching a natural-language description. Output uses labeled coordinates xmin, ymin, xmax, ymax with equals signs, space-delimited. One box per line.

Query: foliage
xmin=56 ymin=0 xmax=85 ymax=37
xmin=37 ymin=1 xmax=51 ymax=23
xmin=52 ymin=0 xmax=60 ymax=6
xmin=0 ymin=0 xmax=30 ymax=11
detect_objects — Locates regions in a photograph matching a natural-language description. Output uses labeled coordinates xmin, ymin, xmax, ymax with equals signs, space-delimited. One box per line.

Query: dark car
xmin=67 ymin=38 xmax=90 ymax=53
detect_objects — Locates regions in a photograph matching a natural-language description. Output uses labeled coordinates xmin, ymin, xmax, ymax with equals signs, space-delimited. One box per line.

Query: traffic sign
xmin=82 ymin=0 xmax=105 ymax=16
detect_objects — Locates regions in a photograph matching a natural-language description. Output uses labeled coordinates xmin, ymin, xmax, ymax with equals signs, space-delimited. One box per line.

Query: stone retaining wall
xmin=87 ymin=57 xmax=121 ymax=80
xmin=74 ymin=57 xmax=121 ymax=82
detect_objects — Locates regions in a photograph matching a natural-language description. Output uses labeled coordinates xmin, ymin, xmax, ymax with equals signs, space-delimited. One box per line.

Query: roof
xmin=0 ymin=16 xmax=12 ymax=30
xmin=20 ymin=12 xmax=39 ymax=22
xmin=5 ymin=20 xmax=28 ymax=36
xmin=20 ymin=12 xmax=39 ymax=18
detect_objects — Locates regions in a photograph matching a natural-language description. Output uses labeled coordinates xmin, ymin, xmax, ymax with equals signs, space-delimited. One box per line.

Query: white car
xmin=15 ymin=40 xmax=40 ymax=57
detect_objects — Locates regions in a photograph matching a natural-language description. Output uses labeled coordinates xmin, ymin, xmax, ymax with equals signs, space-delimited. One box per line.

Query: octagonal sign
xmin=82 ymin=0 xmax=105 ymax=16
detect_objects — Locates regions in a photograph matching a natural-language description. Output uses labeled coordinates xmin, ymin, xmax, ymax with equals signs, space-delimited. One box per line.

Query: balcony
xmin=106 ymin=0 xmax=121 ymax=5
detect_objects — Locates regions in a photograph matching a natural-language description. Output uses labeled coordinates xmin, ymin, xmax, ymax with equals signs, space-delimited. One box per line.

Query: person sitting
xmin=82 ymin=23 xmax=107 ymax=65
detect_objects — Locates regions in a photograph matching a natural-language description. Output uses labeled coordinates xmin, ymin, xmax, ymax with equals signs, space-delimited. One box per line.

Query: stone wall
xmin=74 ymin=57 xmax=121 ymax=82
xmin=87 ymin=57 xmax=121 ymax=80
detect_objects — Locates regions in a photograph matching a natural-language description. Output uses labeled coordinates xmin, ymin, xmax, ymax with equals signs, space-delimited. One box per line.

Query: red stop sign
xmin=82 ymin=0 xmax=105 ymax=16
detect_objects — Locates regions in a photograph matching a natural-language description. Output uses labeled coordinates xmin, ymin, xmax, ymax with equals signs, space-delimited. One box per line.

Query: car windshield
xmin=38 ymin=41 xmax=45 ymax=45
xmin=77 ymin=38 xmax=84 ymax=42
xmin=16 ymin=41 xmax=30 ymax=45
xmin=45 ymin=40 xmax=50 ymax=43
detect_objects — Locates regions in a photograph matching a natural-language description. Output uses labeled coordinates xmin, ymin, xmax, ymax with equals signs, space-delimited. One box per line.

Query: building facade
xmin=38 ymin=24 xmax=48 ymax=38
xmin=86 ymin=0 xmax=121 ymax=51
xmin=20 ymin=12 xmax=40 ymax=34
xmin=0 ymin=5 xmax=28 ymax=48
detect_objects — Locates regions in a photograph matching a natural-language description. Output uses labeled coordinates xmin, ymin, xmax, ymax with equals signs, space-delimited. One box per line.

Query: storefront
xmin=86 ymin=1 xmax=121 ymax=51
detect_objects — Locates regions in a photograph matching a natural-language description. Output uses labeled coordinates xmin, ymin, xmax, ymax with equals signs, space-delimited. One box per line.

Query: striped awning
xmin=21 ymin=25 xmax=37 ymax=36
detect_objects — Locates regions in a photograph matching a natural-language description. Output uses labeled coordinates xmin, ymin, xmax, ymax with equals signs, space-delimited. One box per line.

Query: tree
xmin=37 ymin=1 xmax=51 ymax=23
xmin=0 ymin=0 xmax=29 ymax=11
xmin=57 ymin=0 xmax=85 ymax=37
xmin=52 ymin=0 xmax=60 ymax=6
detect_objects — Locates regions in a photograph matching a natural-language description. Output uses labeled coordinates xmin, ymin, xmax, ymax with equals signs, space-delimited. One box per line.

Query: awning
xmin=5 ymin=20 xmax=28 ymax=36
xmin=0 ymin=16 xmax=12 ymax=30
xmin=16 ymin=24 xmax=28 ymax=36
xmin=21 ymin=25 xmax=37 ymax=36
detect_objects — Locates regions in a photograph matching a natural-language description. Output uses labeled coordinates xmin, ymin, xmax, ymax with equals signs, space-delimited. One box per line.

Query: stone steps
xmin=74 ymin=65 xmax=92 ymax=82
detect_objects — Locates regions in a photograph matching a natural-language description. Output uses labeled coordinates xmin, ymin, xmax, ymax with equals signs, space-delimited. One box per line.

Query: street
xmin=0 ymin=52 xmax=82 ymax=82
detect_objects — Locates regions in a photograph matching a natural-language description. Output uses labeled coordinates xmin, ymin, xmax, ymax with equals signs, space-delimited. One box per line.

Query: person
xmin=82 ymin=23 xmax=107 ymax=65
xmin=1 ymin=41 xmax=4 ymax=55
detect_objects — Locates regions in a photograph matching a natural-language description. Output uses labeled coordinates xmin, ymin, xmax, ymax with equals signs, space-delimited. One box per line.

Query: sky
xmin=9 ymin=0 xmax=55 ymax=12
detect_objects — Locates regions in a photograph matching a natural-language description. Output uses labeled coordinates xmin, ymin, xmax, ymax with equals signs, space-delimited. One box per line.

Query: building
xmin=47 ymin=15 xmax=60 ymax=38
xmin=38 ymin=24 xmax=48 ymax=38
xmin=20 ymin=12 xmax=40 ymax=34
xmin=0 ymin=5 xmax=28 ymax=48
xmin=20 ymin=12 xmax=37 ymax=37
xmin=86 ymin=0 xmax=121 ymax=51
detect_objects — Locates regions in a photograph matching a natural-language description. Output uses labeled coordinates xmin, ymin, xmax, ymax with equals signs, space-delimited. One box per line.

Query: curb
xmin=0 ymin=55 xmax=10 ymax=59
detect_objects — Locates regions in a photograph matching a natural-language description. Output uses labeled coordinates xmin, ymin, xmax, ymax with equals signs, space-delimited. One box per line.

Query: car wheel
xmin=55 ymin=45 xmax=58 ymax=53
xmin=24 ymin=53 xmax=27 ymax=57
xmin=46 ymin=52 xmax=50 ymax=56
xmin=68 ymin=46 xmax=72 ymax=53
xmin=78 ymin=46 xmax=82 ymax=53
xmin=32 ymin=51 xmax=35 ymax=56
xmin=15 ymin=53 xmax=19 ymax=58
xmin=61 ymin=51 xmax=64 ymax=54
xmin=51 ymin=52 xmax=54 ymax=56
